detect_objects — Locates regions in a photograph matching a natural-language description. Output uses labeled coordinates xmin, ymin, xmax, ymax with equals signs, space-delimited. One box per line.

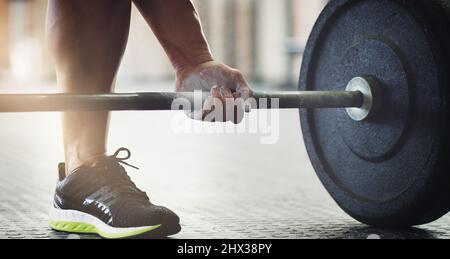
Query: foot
xmin=49 ymin=148 xmax=181 ymax=239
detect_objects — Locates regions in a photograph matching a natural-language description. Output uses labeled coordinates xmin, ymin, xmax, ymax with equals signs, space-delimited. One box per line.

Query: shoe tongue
xmin=93 ymin=156 xmax=124 ymax=174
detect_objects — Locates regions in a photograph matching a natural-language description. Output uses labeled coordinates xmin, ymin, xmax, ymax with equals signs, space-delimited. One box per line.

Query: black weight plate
xmin=299 ymin=0 xmax=450 ymax=227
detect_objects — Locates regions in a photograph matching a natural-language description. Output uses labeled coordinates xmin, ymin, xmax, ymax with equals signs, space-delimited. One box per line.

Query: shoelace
xmin=106 ymin=148 xmax=149 ymax=201
xmin=108 ymin=147 xmax=139 ymax=170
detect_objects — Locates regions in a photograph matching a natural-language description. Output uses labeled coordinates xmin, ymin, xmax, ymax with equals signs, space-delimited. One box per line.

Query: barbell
xmin=0 ymin=78 xmax=367 ymax=112
xmin=2 ymin=0 xmax=450 ymax=228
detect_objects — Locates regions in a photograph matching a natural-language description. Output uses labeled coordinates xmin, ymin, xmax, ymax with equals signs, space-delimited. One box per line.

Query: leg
xmin=46 ymin=0 xmax=131 ymax=175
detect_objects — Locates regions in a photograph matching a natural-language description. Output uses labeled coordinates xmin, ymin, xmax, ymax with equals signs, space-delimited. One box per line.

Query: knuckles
xmin=176 ymin=62 xmax=253 ymax=124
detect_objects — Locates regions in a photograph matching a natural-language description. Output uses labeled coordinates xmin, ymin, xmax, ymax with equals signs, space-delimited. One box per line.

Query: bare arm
xmin=132 ymin=0 xmax=213 ymax=71
xmin=133 ymin=0 xmax=253 ymax=123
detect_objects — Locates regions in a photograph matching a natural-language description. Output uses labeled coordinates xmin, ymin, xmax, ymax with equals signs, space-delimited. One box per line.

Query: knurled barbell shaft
xmin=0 ymin=91 xmax=363 ymax=112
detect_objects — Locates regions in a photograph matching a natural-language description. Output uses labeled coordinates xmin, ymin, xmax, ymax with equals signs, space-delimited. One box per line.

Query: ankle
xmin=65 ymin=153 xmax=107 ymax=176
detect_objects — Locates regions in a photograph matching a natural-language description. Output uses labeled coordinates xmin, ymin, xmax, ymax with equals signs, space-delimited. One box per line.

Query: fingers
xmin=222 ymin=86 xmax=245 ymax=124
xmin=232 ymin=73 xmax=253 ymax=113
xmin=184 ymin=71 xmax=253 ymax=124
xmin=202 ymin=85 xmax=245 ymax=124
xmin=201 ymin=86 xmax=219 ymax=122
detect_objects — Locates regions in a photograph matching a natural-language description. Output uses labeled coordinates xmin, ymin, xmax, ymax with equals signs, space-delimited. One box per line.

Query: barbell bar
xmin=0 ymin=77 xmax=371 ymax=119
xmin=0 ymin=90 xmax=363 ymax=112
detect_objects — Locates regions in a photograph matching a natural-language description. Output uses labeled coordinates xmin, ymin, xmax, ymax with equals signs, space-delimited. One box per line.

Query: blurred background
xmin=0 ymin=0 xmax=328 ymax=90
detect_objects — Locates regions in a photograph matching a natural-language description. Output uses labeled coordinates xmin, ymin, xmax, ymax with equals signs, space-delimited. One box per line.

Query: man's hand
xmin=176 ymin=61 xmax=253 ymax=124
xmin=132 ymin=1 xmax=252 ymax=123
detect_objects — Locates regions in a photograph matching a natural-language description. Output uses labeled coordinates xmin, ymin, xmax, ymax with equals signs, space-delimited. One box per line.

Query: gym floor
xmin=1 ymin=83 xmax=450 ymax=239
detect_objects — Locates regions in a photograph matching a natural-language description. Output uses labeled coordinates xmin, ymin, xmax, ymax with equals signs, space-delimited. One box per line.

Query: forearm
xmin=133 ymin=0 xmax=213 ymax=71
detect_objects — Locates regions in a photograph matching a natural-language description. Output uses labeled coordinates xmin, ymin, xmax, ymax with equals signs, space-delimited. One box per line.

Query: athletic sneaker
xmin=49 ymin=148 xmax=181 ymax=239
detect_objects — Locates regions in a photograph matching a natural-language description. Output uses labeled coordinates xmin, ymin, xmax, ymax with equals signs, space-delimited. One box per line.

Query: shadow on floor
xmin=332 ymin=225 xmax=441 ymax=239
xmin=46 ymin=224 xmax=441 ymax=239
